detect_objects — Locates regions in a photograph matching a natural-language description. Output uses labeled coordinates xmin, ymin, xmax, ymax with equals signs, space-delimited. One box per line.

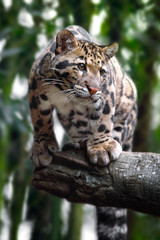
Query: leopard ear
xmin=55 ymin=29 xmax=78 ymax=55
xmin=102 ymin=42 xmax=119 ymax=59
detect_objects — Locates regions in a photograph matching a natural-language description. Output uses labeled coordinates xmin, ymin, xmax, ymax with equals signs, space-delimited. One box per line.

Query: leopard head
xmin=52 ymin=29 xmax=118 ymax=104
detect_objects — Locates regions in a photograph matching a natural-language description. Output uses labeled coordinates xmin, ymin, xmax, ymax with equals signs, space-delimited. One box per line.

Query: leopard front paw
xmin=30 ymin=141 xmax=58 ymax=167
xmin=87 ymin=139 xmax=122 ymax=166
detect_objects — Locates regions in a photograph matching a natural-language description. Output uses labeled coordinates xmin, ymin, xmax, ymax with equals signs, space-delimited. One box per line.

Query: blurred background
xmin=0 ymin=0 xmax=160 ymax=239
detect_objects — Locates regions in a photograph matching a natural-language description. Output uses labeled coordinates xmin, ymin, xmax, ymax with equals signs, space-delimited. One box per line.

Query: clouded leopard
xmin=29 ymin=25 xmax=137 ymax=240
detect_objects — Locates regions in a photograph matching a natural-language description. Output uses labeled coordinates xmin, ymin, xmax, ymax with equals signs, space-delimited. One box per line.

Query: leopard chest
xmin=56 ymin=102 xmax=90 ymax=142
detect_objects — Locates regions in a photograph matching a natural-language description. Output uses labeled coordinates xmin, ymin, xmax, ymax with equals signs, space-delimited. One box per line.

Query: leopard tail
xmin=96 ymin=207 xmax=127 ymax=240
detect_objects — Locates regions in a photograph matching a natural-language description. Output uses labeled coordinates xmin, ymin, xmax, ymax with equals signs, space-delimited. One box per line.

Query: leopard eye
xmin=100 ymin=68 xmax=106 ymax=76
xmin=78 ymin=63 xmax=86 ymax=71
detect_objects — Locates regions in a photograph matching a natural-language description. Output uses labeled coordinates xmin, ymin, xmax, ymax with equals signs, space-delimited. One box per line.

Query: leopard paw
xmin=30 ymin=142 xmax=58 ymax=167
xmin=87 ymin=139 xmax=122 ymax=166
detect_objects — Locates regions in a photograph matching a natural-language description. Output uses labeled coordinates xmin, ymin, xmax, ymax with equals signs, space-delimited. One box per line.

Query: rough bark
xmin=32 ymin=148 xmax=160 ymax=216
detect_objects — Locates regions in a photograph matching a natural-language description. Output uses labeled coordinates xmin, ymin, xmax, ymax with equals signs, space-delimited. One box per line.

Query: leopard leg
xmin=29 ymin=89 xmax=58 ymax=167
xmin=87 ymin=93 xmax=122 ymax=166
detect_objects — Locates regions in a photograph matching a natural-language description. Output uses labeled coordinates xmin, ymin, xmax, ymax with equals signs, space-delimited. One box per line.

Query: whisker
xmin=63 ymin=90 xmax=75 ymax=105
xmin=63 ymin=93 xmax=75 ymax=106
xmin=42 ymin=82 xmax=65 ymax=86
xmin=42 ymin=78 xmax=63 ymax=81
xmin=42 ymin=78 xmax=64 ymax=83
xmin=50 ymin=88 xmax=74 ymax=99
xmin=67 ymin=93 xmax=75 ymax=100
xmin=65 ymin=91 xmax=75 ymax=99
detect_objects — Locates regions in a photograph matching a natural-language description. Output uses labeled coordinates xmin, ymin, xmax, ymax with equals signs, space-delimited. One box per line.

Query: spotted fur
xmin=29 ymin=25 xmax=137 ymax=239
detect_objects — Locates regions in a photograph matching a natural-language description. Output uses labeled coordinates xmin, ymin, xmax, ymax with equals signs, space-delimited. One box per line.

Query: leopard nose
xmin=88 ymin=86 xmax=99 ymax=95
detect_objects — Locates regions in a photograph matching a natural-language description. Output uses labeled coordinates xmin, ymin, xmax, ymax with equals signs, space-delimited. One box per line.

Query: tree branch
xmin=32 ymin=148 xmax=160 ymax=216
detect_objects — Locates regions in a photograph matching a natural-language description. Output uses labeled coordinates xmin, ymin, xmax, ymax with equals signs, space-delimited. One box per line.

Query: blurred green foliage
xmin=0 ymin=0 xmax=160 ymax=239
